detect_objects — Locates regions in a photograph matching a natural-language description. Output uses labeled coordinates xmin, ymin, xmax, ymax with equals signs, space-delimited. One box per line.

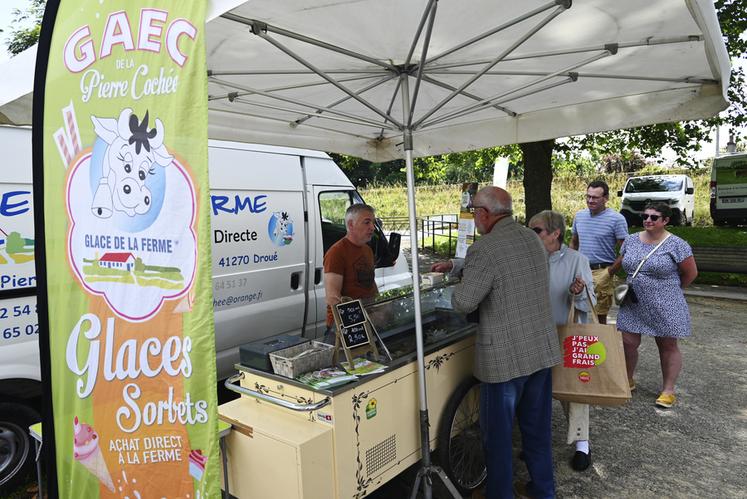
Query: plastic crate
xmin=269 ymin=340 xmax=335 ymax=378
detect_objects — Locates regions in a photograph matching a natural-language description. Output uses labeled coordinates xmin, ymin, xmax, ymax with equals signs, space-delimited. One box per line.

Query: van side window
xmin=319 ymin=191 xmax=356 ymax=254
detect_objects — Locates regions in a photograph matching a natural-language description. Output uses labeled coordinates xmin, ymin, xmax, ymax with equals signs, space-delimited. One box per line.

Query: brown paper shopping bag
xmin=552 ymin=289 xmax=631 ymax=406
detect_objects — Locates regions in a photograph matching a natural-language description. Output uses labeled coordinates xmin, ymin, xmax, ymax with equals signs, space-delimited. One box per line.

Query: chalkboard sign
xmin=336 ymin=300 xmax=366 ymax=328
xmin=341 ymin=323 xmax=369 ymax=349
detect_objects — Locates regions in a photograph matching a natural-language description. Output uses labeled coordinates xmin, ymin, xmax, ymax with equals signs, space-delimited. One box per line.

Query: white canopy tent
xmin=202 ymin=0 xmax=729 ymax=161
xmin=1 ymin=0 xmax=729 ymax=496
xmin=0 ymin=0 xmax=730 ymax=152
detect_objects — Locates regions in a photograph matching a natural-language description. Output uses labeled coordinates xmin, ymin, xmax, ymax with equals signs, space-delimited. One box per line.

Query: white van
xmin=617 ymin=174 xmax=695 ymax=226
xmin=710 ymin=152 xmax=747 ymax=226
xmin=0 ymin=126 xmax=410 ymax=488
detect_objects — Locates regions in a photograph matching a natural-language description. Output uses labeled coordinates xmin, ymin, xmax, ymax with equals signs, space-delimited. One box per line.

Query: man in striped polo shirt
xmin=570 ymin=180 xmax=628 ymax=324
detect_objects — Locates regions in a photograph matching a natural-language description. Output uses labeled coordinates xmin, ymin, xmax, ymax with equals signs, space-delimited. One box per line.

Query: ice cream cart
xmin=218 ymin=283 xmax=485 ymax=498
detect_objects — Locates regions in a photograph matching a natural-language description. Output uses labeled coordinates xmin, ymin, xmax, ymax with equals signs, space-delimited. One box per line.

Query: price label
xmin=336 ymin=300 xmax=366 ymax=327
xmin=341 ymin=323 xmax=369 ymax=349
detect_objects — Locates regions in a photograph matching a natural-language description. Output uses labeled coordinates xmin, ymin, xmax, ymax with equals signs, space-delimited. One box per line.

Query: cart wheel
xmin=437 ymin=376 xmax=486 ymax=494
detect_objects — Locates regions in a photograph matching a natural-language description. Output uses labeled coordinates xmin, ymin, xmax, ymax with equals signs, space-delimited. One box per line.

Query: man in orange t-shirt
xmin=323 ymin=204 xmax=379 ymax=335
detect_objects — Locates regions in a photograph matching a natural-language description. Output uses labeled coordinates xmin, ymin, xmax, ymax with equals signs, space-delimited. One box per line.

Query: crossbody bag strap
xmin=630 ymin=233 xmax=671 ymax=280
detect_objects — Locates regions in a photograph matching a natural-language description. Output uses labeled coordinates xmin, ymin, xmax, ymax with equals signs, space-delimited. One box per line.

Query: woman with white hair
xmin=529 ymin=210 xmax=596 ymax=472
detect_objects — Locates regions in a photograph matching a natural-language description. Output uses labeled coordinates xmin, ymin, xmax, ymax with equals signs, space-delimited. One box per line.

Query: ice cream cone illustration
xmin=73 ymin=416 xmax=115 ymax=492
xmin=188 ymin=449 xmax=207 ymax=482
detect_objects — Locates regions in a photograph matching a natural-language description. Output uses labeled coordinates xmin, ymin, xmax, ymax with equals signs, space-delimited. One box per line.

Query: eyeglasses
xmin=531 ymin=227 xmax=544 ymax=234
xmin=642 ymin=214 xmax=662 ymax=221
xmin=470 ymin=205 xmax=488 ymax=213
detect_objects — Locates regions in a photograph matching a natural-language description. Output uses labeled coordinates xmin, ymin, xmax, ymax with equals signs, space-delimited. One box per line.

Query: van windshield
xmin=625 ymin=178 xmax=683 ymax=193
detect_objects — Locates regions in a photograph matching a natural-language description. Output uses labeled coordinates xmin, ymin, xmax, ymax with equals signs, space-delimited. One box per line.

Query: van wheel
xmin=670 ymin=209 xmax=683 ymax=226
xmin=437 ymin=377 xmax=486 ymax=494
xmin=0 ymin=403 xmax=39 ymax=490
xmin=621 ymin=211 xmax=640 ymax=227
xmin=683 ymin=211 xmax=692 ymax=226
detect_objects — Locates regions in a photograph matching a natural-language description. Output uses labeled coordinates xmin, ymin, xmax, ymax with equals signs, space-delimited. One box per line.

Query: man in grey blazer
xmin=434 ymin=187 xmax=560 ymax=498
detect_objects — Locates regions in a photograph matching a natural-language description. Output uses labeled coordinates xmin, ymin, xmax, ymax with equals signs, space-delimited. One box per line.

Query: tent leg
xmin=401 ymin=74 xmax=460 ymax=499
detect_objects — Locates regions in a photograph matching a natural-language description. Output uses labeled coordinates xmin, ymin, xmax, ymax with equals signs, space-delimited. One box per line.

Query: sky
xmin=0 ymin=0 xmax=742 ymax=163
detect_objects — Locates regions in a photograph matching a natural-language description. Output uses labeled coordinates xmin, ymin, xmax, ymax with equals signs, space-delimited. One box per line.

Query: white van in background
xmin=0 ymin=126 xmax=411 ymax=489
xmin=710 ymin=152 xmax=747 ymax=226
xmin=617 ymin=174 xmax=695 ymax=226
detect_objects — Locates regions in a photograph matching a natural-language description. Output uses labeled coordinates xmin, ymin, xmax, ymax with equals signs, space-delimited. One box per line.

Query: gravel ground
xmin=374 ymin=251 xmax=747 ymax=498
xmin=545 ymin=295 xmax=747 ymax=498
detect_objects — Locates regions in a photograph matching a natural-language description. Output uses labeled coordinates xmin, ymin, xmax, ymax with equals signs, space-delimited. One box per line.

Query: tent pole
xmin=400 ymin=74 xmax=461 ymax=499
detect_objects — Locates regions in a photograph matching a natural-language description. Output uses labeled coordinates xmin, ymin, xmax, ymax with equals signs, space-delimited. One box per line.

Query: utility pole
xmin=726 ymin=131 xmax=737 ymax=153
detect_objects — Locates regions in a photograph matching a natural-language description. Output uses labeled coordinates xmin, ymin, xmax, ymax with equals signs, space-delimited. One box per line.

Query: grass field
xmin=362 ymin=170 xmax=747 ymax=286
xmin=361 ymin=171 xmax=715 ymax=226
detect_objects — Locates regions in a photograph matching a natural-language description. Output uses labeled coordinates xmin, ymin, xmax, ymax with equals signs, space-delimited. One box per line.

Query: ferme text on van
xmin=211 ymin=193 xmax=267 ymax=245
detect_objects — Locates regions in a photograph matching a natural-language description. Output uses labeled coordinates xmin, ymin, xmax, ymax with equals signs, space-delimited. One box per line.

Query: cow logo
xmin=90 ymin=110 xmax=172 ymax=219
xmin=268 ymin=211 xmax=294 ymax=246
xmin=61 ymin=105 xmax=196 ymax=321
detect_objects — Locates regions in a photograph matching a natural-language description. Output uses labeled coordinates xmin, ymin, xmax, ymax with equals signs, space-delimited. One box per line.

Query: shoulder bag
xmin=613 ymin=233 xmax=671 ymax=305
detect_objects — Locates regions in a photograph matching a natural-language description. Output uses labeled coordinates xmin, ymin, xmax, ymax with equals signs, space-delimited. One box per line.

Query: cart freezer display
xmin=218 ymin=284 xmax=484 ymax=498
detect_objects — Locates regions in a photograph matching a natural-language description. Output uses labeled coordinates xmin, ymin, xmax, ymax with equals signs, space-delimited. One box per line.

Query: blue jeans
xmin=480 ymin=368 xmax=555 ymax=499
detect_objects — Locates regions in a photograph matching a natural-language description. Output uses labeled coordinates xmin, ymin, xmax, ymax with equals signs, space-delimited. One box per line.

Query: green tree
xmin=563 ymin=0 xmax=745 ymax=166
xmin=2 ymin=0 xmax=45 ymax=56
xmin=520 ymin=0 xmax=745 ymax=220
xmin=521 ymin=140 xmax=555 ymax=221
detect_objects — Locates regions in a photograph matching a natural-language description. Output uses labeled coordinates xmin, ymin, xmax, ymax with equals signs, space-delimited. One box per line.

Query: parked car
xmin=0 ymin=125 xmax=411 ymax=490
xmin=710 ymin=152 xmax=747 ymax=226
xmin=617 ymin=174 xmax=694 ymax=226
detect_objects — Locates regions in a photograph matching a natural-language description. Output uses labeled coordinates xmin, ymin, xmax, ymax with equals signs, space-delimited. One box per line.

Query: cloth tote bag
xmin=552 ymin=289 xmax=631 ymax=406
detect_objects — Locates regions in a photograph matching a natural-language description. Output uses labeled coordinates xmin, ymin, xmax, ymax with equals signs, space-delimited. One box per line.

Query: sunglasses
xmin=531 ymin=227 xmax=544 ymax=234
xmin=641 ymin=214 xmax=663 ymax=221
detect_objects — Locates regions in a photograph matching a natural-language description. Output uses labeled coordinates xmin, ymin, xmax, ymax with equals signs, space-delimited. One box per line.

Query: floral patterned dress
xmin=616 ymin=233 xmax=693 ymax=338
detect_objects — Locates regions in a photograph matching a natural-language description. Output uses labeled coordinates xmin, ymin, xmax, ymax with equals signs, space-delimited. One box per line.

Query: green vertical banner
xmin=36 ymin=1 xmax=218 ymax=497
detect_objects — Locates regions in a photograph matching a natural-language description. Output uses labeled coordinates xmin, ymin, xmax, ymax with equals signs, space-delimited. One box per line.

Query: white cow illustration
xmin=90 ymin=109 xmax=173 ymax=218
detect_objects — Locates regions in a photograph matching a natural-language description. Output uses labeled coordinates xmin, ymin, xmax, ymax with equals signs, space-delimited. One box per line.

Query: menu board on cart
xmin=333 ymin=299 xmax=378 ymax=364
xmin=336 ymin=299 xmax=366 ymax=328
xmin=341 ymin=323 xmax=369 ymax=349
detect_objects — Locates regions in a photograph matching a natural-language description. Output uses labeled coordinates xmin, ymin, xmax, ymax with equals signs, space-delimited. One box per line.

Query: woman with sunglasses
xmin=616 ymin=202 xmax=698 ymax=408
xmin=528 ymin=210 xmax=596 ymax=471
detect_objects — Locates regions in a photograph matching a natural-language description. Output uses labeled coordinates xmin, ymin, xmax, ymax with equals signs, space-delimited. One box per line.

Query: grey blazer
xmin=451 ymin=217 xmax=561 ymax=383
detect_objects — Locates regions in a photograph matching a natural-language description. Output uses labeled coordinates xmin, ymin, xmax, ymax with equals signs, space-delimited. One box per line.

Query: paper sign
xmin=456 ymin=182 xmax=478 ymax=258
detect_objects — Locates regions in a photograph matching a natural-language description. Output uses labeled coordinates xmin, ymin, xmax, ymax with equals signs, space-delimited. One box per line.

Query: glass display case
xmin=365 ymin=280 xmax=474 ymax=363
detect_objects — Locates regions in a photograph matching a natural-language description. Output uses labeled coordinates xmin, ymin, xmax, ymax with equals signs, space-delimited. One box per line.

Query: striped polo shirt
xmin=571 ymin=208 xmax=628 ymax=265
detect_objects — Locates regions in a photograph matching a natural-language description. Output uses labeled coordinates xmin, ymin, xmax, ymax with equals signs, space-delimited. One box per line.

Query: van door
xmin=208 ymin=145 xmax=308 ymax=378
xmin=0 ymin=127 xmax=39 ymax=381
xmin=309 ymin=187 xmax=358 ymax=338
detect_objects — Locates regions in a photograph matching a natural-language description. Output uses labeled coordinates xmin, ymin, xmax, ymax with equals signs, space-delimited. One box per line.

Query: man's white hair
xmin=476 ymin=189 xmax=513 ymax=216
xmin=344 ymin=203 xmax=375 ymax=226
